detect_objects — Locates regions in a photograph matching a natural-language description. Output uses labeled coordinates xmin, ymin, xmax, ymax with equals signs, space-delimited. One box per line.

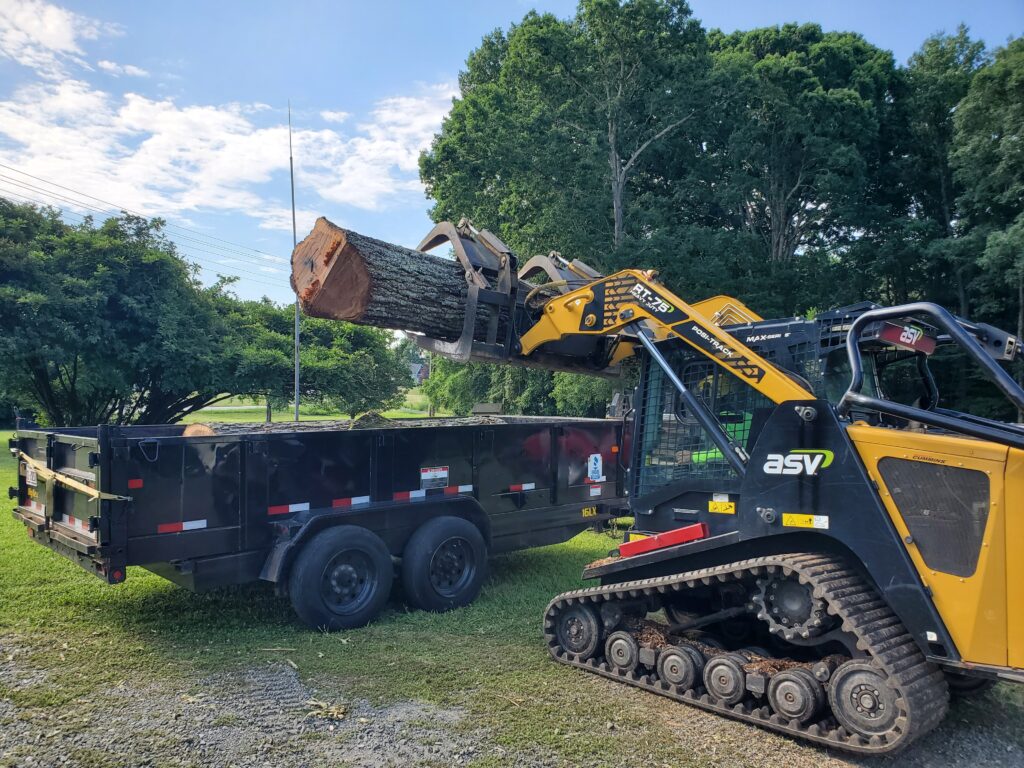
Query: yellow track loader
xmin=408 ymin=221 xmax=1024 ymax=754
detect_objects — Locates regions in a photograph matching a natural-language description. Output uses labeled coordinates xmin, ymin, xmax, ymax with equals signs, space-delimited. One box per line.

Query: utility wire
xmin=0 ymin=162 xmax=289 ymax=264
xmin=0 ymin=175 xmax=287 ymax=275
xmin=0 ymin=185 xmax=286 ymax=290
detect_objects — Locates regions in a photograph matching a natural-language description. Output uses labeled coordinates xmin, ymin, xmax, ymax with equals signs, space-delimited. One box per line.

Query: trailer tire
xmin=401 ymin=516 xmax=487 ymax=612
xmin=288 ymin=526 xmax=394 ymax=631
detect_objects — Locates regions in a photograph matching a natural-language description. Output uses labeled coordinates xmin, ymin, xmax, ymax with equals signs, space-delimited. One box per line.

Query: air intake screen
xmin=877 ymin=458 xmax=990 ymax=577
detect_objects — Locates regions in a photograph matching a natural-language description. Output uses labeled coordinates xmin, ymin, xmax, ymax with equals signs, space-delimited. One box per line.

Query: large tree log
xmin=291 ymin=217 xmax=479 ymax=340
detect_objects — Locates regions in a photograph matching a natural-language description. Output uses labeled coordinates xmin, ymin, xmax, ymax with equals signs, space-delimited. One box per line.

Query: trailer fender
xmin=260 ymin=496 xmax=491 ymax=591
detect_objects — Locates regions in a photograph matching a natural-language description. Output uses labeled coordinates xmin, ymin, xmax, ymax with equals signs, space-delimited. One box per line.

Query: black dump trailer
xmin=10 ymin=416 xmax=624 ymax=629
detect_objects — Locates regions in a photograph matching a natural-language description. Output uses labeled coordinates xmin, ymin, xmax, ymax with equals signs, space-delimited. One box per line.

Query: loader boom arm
xmin=520 ymin=269 xmax=813 ymax=404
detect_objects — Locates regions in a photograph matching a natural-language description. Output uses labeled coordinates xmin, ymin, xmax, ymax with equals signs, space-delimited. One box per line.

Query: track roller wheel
xmin=828 ymin=660 xmax=901 ymax=738
xmin=656 ymin=644 xmax=705 ymax=690
xmin=605 ymin=630 xmax=640 ymax=673
xmin=703 ymin=653 xmax=748 ymax=706
xmin=555 ymin=603 xmax=602 ymax=660
xmin=767 ymin=667 xmax=825 ymax=724
xmin=943 ymin=671 xmax=996 ymax=698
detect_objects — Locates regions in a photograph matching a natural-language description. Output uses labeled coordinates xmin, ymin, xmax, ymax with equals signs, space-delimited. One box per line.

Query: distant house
xmin=409 ymin=360 xmax=430 ymax=385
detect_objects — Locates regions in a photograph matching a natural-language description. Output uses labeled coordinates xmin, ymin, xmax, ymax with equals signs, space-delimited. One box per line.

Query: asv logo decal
xmin=899 ymin=325 xmax=924 ymax=346
xmin=762 ymin=450 xmax=835 ymax=476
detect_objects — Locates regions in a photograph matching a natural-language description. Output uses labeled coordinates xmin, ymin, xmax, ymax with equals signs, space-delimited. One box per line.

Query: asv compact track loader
xmin=411 ymin=222 xmax=1024 ymax=754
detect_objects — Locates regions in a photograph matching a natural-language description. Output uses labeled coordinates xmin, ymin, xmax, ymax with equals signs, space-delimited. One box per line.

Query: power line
xmin=0 ymin=185 xmax=286 ymax=291
xmin=0 ymin=188 xmax=285 ymax=290
xmin=0 ymin=178 xmax=288 ymax=282
xmin=0 ymin=173 xmax=288 ymax=274
xmin=0 ymin=172 xmax=289 ymax=269
xmin=0 ymin=162 xmax=290 ymax=264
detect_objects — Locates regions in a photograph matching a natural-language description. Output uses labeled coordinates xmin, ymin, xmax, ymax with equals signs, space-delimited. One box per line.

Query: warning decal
xmin=420 ymin=466 xmax=450 ymax=490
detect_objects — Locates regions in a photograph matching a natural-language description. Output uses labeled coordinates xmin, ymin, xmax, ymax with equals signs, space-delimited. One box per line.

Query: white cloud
xmin=306 ymin=82 xmax=457 ymax=210
xmin=320 ymin=110 xmax=350 ymax=123
xmin=0 ymin=2 xmax=455 ymax=234
xmin=0 ymin=77 xmax=455 ymax=230
xmin=97 ymin=59 xmax=149 ymax=77
xmin=0 ymin=0 xmax=120 ymax=78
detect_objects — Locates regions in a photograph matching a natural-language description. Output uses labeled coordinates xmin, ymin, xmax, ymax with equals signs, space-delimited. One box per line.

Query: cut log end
xmin=290 ymin=216 xmax=485 ymax=340
xmin=292 ymin=218 xmax=372 ymax=322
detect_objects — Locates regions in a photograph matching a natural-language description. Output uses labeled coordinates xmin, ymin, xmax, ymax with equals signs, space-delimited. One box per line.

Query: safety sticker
xmin=24 ymin=464 xmax=37 ymax=487
xmin=708 ymin=493 xmax=735 ymax=514
xmin=587 ymin=453 xmax=605 ymax=483
xmin=782 ymin=513 xmax=830 ymax=530
xmin=420 ymin=466 xmax=449 ymax=490
xmin=589 ymin=485 xmax=602 ymax=497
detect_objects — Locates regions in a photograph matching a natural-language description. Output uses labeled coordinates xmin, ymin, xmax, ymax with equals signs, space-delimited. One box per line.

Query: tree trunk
xmin=291 ymin=217 xmax=482 ymax=341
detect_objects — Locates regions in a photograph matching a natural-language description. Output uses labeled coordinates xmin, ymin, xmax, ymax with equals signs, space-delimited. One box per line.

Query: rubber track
xmin=543 ymin=553 xmax=949 ymax=755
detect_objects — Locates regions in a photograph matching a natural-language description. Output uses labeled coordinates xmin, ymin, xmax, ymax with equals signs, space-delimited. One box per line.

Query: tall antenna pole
xmin=289 ymin=102 xmax=300 ymax=422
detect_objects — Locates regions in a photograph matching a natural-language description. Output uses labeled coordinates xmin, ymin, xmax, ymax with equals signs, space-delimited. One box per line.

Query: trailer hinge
xmin=88 ymin=451 xmax=101 ymax=469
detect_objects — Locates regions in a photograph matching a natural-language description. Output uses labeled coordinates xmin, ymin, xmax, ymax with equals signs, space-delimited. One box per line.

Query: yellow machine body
xmin=849 ymin=424 xmax=1022 ymax=670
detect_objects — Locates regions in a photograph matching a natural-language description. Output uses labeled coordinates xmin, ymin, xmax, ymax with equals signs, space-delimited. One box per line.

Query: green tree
xmin=0 ymin=200 xmax=408 ymax=425
xmin=422 ymin=0 xmax=709 ymax=263
xmin=552 ymin=372 xmax=618 ymax=417
xmin=0 ymin=203 xmax=234 ymax=424
xmin=421 ymin=357 xmax=493 ymax=416
xmin=952 ymin=37 xmax=1024 ymax=414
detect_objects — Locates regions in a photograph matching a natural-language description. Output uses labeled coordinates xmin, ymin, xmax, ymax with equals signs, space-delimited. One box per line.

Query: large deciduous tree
xmin=421 ymin=0 xmax=709 ymax=262
xmin=0 ymin=200 xmax=408 ymax=425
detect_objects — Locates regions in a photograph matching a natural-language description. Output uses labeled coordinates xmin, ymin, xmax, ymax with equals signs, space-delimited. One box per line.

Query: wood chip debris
xmin=305 ymin=699 xmax=347 ymax=721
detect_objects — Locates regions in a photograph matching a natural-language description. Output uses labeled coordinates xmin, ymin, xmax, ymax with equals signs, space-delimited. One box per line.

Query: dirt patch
xmin=0 ymin=651 xmax=542 ymax=768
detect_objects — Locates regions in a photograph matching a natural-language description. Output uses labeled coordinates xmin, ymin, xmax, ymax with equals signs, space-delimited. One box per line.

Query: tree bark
xmin=291 ymin=217 xmax=480 ymax=341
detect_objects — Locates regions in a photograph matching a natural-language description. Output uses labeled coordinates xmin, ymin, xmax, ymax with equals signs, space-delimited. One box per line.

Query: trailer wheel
xmin=288 ymin=526 xmax=394 ymax=631
xmin=401 ymin=516 xmax=487 ymax=612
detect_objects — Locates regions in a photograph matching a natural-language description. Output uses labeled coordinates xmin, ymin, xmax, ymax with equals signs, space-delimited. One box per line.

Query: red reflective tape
xmin=444 ymin=486 xmax=458 ymax=495
xmin=618 ymin=523 xmax=708 ymax=558
xmin=332 ymin=498 xmax=352 ymax=508
xmin=127 ymin=478 xmax=144 ymax=489
xmin=157 ymin=522 xmax=183 ymax=534
xmin=393 ymin=491 xmax=411 ymax=501
xmin=267 ymin=504 xmax=291 ymax=516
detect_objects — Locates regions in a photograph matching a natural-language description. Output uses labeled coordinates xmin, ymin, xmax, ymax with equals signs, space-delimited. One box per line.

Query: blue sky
xmin=0 ymin=0 xmax=1020 ymax=303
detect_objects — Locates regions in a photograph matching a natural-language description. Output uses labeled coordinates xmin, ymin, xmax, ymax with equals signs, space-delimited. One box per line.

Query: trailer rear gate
xmin=11 ymin=416 xmax=624 ymax=627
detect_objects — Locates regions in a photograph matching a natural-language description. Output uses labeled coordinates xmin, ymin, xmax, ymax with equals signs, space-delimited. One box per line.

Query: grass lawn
xmin=0 ymin=428 xmax=688 ymax=765
xmin=179 ymin=387 xmax=446 ymax=424
xmin=3 ymin=427 xmax=1022 ymax=766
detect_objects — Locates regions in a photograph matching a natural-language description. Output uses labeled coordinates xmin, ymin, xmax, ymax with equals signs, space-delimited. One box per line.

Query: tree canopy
xmin=420 ymin=2 xmax=1024 ymax=420
xmin=0 ymin=200 xmax=407 ymax=426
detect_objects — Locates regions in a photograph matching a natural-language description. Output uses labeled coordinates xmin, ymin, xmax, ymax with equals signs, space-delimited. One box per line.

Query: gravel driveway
xmin=1 ymin=637 xmax=1021 ymax=768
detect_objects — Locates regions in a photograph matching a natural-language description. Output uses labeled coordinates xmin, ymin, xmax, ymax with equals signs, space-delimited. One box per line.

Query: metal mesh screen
xmin=878 ymin=458 xmax=990 ymax=577
xmin=765 ymin=337 xmax=824 ymax=394
xmin=634 ymin=342 xmax=773 ymax=497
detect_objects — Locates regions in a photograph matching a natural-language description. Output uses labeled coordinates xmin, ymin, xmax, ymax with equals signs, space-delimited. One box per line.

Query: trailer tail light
xmin=618 ymin=522 xmax=708 ymax=558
